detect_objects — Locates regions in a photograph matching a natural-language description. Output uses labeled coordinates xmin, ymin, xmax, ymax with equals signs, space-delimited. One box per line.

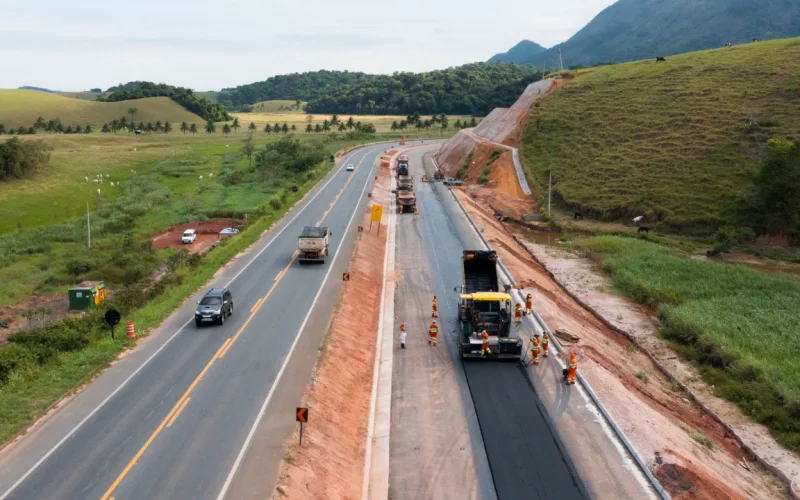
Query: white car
xmin=181 ymin=229 xmax=197 ymax=244
xmin=346 ymin=164 xmax=354 ymax=171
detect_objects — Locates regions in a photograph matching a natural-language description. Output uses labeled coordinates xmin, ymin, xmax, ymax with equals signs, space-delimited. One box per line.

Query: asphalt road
xmin=0 ymin=141 xmax=408 ymax=500
xmin=405 ymin=148 xmax=588 ymax=500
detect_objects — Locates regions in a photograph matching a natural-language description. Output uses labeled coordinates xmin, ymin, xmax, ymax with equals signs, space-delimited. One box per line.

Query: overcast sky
xmin=1 ymin=0 xmax=616 ymax=91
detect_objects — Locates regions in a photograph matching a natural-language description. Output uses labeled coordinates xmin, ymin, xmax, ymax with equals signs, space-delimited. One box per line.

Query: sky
xmin=0 ymin=0 xmax=617 ymax=91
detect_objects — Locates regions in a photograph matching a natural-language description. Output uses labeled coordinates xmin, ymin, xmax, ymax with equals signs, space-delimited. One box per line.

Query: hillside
xmin=0 ymin=90 xmax=204 ymax=129
xmin=219 ymin=64 xmax=542 ymax=116
xmin=488 ymin=40 xmax=547 ymax=64
xmin=495 ymin=0 xmax=800 ymax=68
xmin=519 ymin=38 xmax=800 ymax=234
xmin=250 ymin=100 xmax=306 ymax=113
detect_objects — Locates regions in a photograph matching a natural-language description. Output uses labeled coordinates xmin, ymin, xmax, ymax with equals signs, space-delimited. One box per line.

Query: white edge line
xmin=361 ymin=163 xmax=396 ymax=499
xmin=215 ymin=146 xmax=383 ymax=500
xmin=0 ymin=147 xmax=367 ymax=500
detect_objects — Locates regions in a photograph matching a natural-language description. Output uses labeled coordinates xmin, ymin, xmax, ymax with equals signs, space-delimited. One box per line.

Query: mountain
xmin=493 ymin=0 xmax=800 ymax=68
xmin=488 ymin=40 xmax=547 ymax=63
xmin=18 ymin=86 xmax=59 ymax=93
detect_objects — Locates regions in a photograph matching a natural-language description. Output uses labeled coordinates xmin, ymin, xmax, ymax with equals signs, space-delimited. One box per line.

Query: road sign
xmin=343 ymin=272 xmax=350 ymax=281
xmin=371 ymin=205 xmax=383 ymax=223
xmin=105 ymin=309 xmax=121 ymax=339
xmin=296 ymin=407 xmax=308 ymax=423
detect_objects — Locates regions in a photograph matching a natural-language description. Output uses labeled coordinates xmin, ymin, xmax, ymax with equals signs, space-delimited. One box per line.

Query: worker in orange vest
xmin=514 ymin=303 xmax=523 ymax=326
xmin=529 ymin=333 xmax=541 ymax=366
xmin=542 ymin=331 xmax=550 ymax=358
xmin=566 ymin=353 xmax=578 ymax=385
xmin=431 ymin=296 xmax=438 ymax=318
xmin=525 ymin=293 xmax=533 ymax=314
xmin=428 ymin=320 xmax=438 ymax=346
xmin=399 ymin=322 xmax=407 ymax=349
xmin=480 ymin=330 xmax=491 ymax=357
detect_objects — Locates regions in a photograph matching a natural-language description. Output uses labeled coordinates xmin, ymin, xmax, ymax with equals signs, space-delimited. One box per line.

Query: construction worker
xmin=525 ymin=293 xmax=533 ymax=314
xmin=530 ymin=334 xmax=541 ymax=366
xmin=431 ymin=296 xmax=438 ymax=318
xmin=480 ymin=330 xmax=491 ymax=357
xmin=566 ymin=353 xmax=578 ymax=385
xmin=399 ymin=322 xmax=407 ymax=349
xmin=514 ymin=303 xmax=523 ymax=326
xmin=542 ymin=331 xmax=550 ymax=358
xmin=428 ymin=320 xmax=438 ymax=346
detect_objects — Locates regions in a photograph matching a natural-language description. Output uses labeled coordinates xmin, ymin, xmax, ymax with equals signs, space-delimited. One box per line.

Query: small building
xmin=68 ymin=281 xmax=106 ymax=310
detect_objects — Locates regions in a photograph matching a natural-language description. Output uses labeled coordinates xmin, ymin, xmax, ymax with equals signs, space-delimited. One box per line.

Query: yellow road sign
xmin=371 ymin=205 xmax=383 ymax=222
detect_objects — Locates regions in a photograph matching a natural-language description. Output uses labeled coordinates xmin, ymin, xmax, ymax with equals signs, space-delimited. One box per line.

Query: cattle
xmin=633 ymin=215 xmax=645 ymax=225
xmin=753 ymin=39 xmax=759 ymax=43
xmin=574 ymin=212 xmax=583 ymax=220
xmin=637 ymin=226 xmax=650 ymax=234
xmin=656 ymin=56 xmax=666 ymax=62
xmin=706 ymin=248 xmax=722 ymax=257
xmin=291 ymin=186 xmax=299 ymax=193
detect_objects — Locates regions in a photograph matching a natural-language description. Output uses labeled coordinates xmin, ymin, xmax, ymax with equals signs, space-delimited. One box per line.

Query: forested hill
xmin=97 ymin=82 xmax=229 ymax=122
xmin=218 ymin=63 xmax=541 ymax=116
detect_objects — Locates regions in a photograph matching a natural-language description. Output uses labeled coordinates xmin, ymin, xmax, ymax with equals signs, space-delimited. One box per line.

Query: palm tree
xmin=222 ymin=123 xmax=231 ymax=135
xmin=138 ymin=121 xmax=145 ymax=131
xmin=274 ymin=122 xmax=281 ymax=134
xmin=264 ymin=124 xmax=272 ymax=134
xmin=0 ymin=124 xmax=6 ymax=135
xmin=75 ymin=125 xmax=83 ymax=134
xmin=330 ymin=114 xmax=340 ymax=127
xmin=391 ymin=120 xmax=398 ymax=131
xmin=155 ymin=121 xmax=163 ymax=132
xmin=305 ymin=124 xmax=312 ymax=133
xmin=65 ymin=125 xmax=74 ymax=134
xmin=322 ymin=119 xmax=330 ymax=132
xmin=338 ymin=123 xmax=346 ymax=132
xmin=111 ymin=119 xmax=119 ymax=133
xmin=119 ymin=117 xmax=127 ymax=129
xmin=291 ymin=124 xmax=297 ymax=133
xmin=205 ymin=120 xmax=215 ymax=133
xmin=282 ymin=123 xmax=289 ymax=134
xmin=190 ymin=123 xmax=198 ymax=134
xmin=164 ymin=121 xmax=172 ymax=134
xmin=470 ymin=117 xmax=477 ymax=127
xmin=84 ymin=124 xmax=93 ymax=134
xmin=34 ymin=116 xmax=46 ymax=130
xmin=232 ymin=118 xmax=241 ymax=133
xmin=128 ymin=107 xmax=138 ymax=122
xmin=146 ymin=122 xmax=154 ymax=132
xmin=346 ymin=117 xmax=355 ymax=130
xmin=181 ymin=121 xmax=189 ymax=134
xmin=248 ymin=122 xmax=256 ymax=131
xmin=314 ymin=124 xmax=322 ymax=133
xmin=454 ymin=119 xmax=462 ymax=129
xmin=102 ymin=123 xmax=110 ymax=133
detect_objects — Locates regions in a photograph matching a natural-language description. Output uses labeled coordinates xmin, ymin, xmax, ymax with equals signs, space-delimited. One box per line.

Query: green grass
xmin=578 ymin=235 xmax=800 ymax=451
xmin=0 ymin=90 xmax=204 ymax=128
xmin=521 ymin=37 xmax=800 ymax=235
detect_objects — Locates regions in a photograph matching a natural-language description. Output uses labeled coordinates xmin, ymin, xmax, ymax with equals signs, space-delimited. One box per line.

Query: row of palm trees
xmin=0 ymin=117 xmax=93 ymax=135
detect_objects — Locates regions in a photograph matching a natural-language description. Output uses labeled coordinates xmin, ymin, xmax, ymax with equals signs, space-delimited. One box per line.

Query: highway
xmin=388 ymin=146 xmax=587 ymax=499
xmin=0 ymin=142 xmax=403 ymax=500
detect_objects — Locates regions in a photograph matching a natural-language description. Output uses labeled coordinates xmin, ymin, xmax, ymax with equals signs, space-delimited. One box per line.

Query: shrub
xmin=66 ymin=258 xmax=93 ymax=276
xmin=270 ymin=197 xmax=283 ymax=210
xmin=0 ymin=344 xmax=38 ymax=383
xmin=478 ymin=173 xmax=489 ymax=184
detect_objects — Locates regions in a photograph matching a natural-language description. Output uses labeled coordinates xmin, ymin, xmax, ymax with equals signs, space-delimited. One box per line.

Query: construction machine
xmin=298 ymin=226 xmax=330 ymax=262
xmin=456 ymin=250 xmax=523 ymax=359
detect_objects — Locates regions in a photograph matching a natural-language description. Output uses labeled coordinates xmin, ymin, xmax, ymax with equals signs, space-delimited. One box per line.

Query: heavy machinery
xmin=298 ymin=226 xmax=330 ymax=262
xmin=397 ymin=154 xmax=409 ymax=176
xmin=456 ymin=250 xmax=523 ymax=359
xmin=397 ymin=190 xmax=416 ymax=213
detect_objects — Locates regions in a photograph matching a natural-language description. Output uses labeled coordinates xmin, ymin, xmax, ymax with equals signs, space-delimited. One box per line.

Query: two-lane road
xmin=0 ymin=142 xmax=405 ymax=500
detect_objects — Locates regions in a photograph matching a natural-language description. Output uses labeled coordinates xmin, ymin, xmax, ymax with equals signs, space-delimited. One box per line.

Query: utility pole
xmin=558 ymin=49 xmax=564 ymax=73
xmin=86 ymin=201 xmax=91 ymax=248
xmin=548 ymin=171 xmax=552 ymax=216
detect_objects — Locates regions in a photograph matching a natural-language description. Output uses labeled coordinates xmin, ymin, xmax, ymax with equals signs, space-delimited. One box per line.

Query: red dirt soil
xmin=273 ymin=162 xmax=390 ymax=499
xmin=454 ymin=190 xmax=786 ymax=499
xmin=151 ymin=219 xmax=241 ymax=254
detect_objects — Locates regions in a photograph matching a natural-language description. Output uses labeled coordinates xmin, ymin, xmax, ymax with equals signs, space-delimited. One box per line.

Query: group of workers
xmin=398 ymin=294 xmax=578 ymax=385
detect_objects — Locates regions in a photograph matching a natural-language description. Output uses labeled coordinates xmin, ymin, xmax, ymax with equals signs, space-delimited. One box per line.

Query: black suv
xmin=195 ymin=288 xmax=233 ymax=326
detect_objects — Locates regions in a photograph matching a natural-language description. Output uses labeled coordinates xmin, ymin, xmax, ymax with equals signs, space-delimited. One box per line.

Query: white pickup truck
xmin=298 ymin=226 xmax=330 ymax=263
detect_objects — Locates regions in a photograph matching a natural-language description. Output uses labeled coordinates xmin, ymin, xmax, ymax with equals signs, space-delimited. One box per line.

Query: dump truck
xmin=456 ymin=250 xmax=522 ymax=359
xmin=397 ymin=154 xmax=409 ymax=176
xmin=398 ymin=190 xmax=416 ymax=213
xmin=397 ymin=174 xmax=413 ymax=191
xmin=298 ymin=226 xmax=330 ymax=262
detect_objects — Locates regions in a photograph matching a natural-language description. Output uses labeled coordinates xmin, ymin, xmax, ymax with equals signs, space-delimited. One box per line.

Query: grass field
xmin=54 ymin=91 xmax=102 ymax=101
xmin=194 ymin=90 xmax=220 ymax=103
xmin=230 ymin=111 xmax=475 ymax=134
xmin=579 ymin=235 xmax=800 ymax=451
xmin=521 ymin=37 xmax=800 ymax=234
xmin=0 ymin=90 xmax=204 ymax=128
xmin=250 ymin=100 xmax=307 ymax=113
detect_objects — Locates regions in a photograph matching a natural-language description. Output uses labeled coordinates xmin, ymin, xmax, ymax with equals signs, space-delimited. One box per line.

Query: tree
xmin=205 ymin=120 xmax=215 ymax=133
xmin=84 ymin=124 xmax=92 ymax=134
xmin=264 ymin=124 xmax=272 ymax=134
xmin=155 ymin=120 xmax=163 ymax=132
xmin=65 ymin=125 xmax=74 ymax=134
xmin=248 ymin=122 xmax=256 ymax=131
xmin=306 ymin=114 xmax=313 ymax=125
xmin=754 ymin=139 xmax=800 ymax=237
xmin=102 ymin=123 xmax=110 ymax=133
xmin=232 ymin=117 xmax=241 ymax=133
xmin=222 ymin=123 xmax=232 ymax=135
xmin=470 ymin=117 xmax=478 ymax=127
xmin=0 ymin=124 xmax=6 ymax=135
xmin=454 ymin=119 xmax=462 ymax=129
xmin=34 ymin=116 xmax=46 ymax=131
xmin=181 ymin=121 xmax=189 ymax=134
xmin=361 ymin=122 xmax=377 ymax=134
xmin=46 ymin=119 xmax=58 ymax=133
xmin=291 ymin=124 xmax=297 ymax=133
xmin=164 ymin=121 xmax=172 ymax=134
xmin=146 ymin=122 xmax=154 ymax=132
xmin=120 ymin=116 xmax=127 ymax=129
xmin=330 ymin=114 xmax=340 ymax=127
xmin=338 ymin=123 xmax=346 ymax=132
xmin=128 ymin=107 xmax=138 ymax=122
xmin=138 ymin=121 xmax=145 ymax=131
xmin=75 ymin=125 xmax=83 ymax=134
xmin=111 ymin=119 xmax=119 ymax=133
xmin=282 ymin=123 xmax=289 ymax=134
xmin=441 ymin=115 xmax=448 ymax=129
xmin=274 ymin=122 xmax=281 ymax=134
xmin=322 ymin=119 xmax=330 ymax=132
xmin=241 ymin=132 xmax=256 ymax=167
xmin=314 ymin=124 xmax=322 ymax=133
xmin=305 ymin=124 xmax=312 ymax=133
xmin=190 ymin=123 xmax=198 ymax=134
xmin=346 ymin=117 xmax=355 ymax=130
xmin=391 ymin=120 xmax=398 ymax=131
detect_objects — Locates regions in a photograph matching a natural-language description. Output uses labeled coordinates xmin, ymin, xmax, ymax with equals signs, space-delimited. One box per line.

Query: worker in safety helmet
xmin=428 ymin=320 xmax=438 ymax=346
xmin=529 ymin=333 xmax=541 ymax=366
xmin=480 ymin=330 xmax=492 ymax=357
xmin=431 ymin=296 xmax=438 ymax=318
xmin=565 ymin=353 xmax=578 ymax=385
xmin=542 ymin=331 xmax=550 ymax=358
xmin=399 ymin=322 xmax=407 ymax=349
xmin=514 ymin=303 xmax=523 ymax=326
xmin=525 ymin=293 xmax=533 ymax=314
